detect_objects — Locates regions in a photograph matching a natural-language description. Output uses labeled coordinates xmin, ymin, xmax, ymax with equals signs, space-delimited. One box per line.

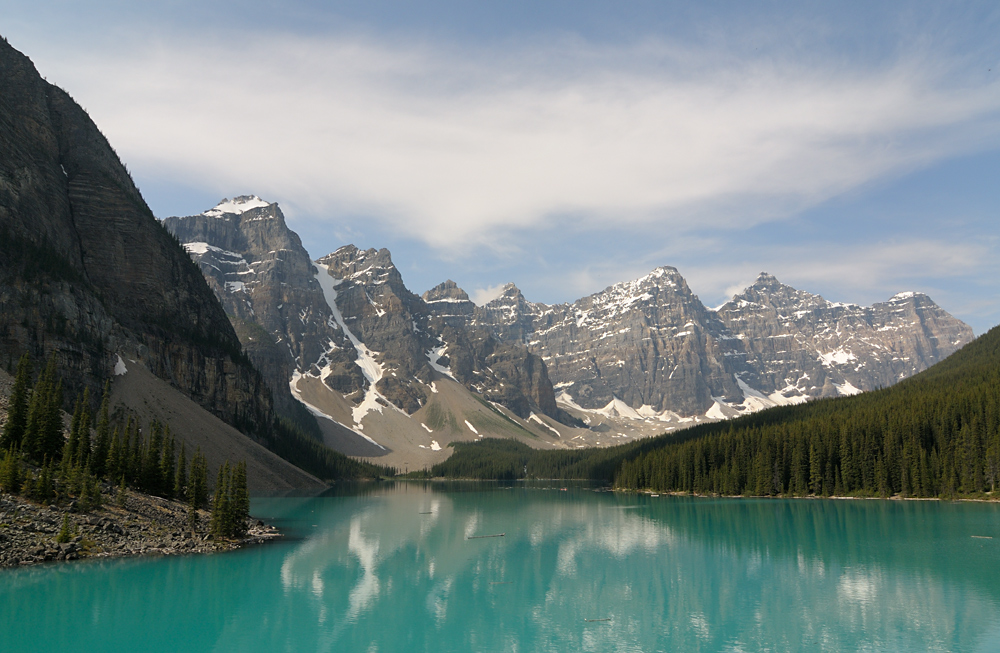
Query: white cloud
xmin=469 ymin=284 xmax=506 ymax=306
xmin=29 ymin=31 xmax=1000 ymax=251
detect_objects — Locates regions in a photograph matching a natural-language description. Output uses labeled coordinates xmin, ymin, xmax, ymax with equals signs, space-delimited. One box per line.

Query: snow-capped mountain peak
xmin=203 ymin=195 xmax=271 ymax=217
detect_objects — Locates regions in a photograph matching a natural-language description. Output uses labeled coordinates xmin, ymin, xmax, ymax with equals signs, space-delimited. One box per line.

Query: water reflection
xmin=4 ymin=484 xmax=1000 ymax=652
xmin=256 ymin=484 xmax=1000 ymax=652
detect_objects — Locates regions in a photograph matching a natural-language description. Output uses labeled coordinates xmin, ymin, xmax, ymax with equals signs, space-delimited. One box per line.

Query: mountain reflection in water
xmin=4 ymin=482 xmax=1000 ymax=652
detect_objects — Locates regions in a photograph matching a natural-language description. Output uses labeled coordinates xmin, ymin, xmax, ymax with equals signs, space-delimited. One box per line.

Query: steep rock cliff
xmin=0 ymin=38 xmax=271 ymax=433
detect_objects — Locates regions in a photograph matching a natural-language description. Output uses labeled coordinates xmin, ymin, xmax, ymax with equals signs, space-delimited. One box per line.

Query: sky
xmin=3 ymin=1 xmax=999 ymax=334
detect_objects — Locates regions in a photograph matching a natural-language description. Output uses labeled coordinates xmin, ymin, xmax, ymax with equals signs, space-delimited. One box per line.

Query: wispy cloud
xmin=30 ymin=31 xmax=1000 ymax=250
xmin=469 ymin=284 xmax=506 ymax=306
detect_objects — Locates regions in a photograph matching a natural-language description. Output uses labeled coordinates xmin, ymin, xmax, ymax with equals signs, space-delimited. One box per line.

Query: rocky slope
xmin=473 ymin=268 xmax=753 ymax=416
xmin=0 ymin=489 xmax=280 ymax=569
xmin=162 ymin=197 xmax=338 ymax=428
xmin=473 ymin=269 xmax=974 ymax=420
xmin=0 ymin=38 xmax=271 ymax=436
xmin=165 ymin=206 xmax=578 ymax=466
xmin=304 ymin=246 xmax=575 ymax=429
xmin=714 ymin=273 xmax=974 ymax=401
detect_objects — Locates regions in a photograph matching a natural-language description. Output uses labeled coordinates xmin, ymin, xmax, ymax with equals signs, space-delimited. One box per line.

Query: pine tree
xmin=41 ymin=374 xmax=65 ymax=462
xmin=106 ymin=426 xmax=122 ymax=483
xmin=189 ymin=448 xmax=209 ymax=509
xmin=117 ymin=475 xmax=128 ymax=509
xmin=68 ymin=395 xmax=83 ymax=463
xmin=0 ymin=447 xmax=22 ymax=494
xmin=91 ymin=382 xmax=111 ymax=479
xmin=81 ymin=468 xmax=102 ymax=512
xmin=76 ymin=388 xmax=92 ymax=466
xmin=56 ymin=514 xmax=72 ymax=544
xmin=22 ymin=360 xmax=50 ymax=461
xmin=174 ymin=441 xmax=188 ymax=501
xmin=211 ymin=462 xmax=231 ymax=538
xmin=0 ymin=353 xmax=31 ymax=449
xmin=128 ymin=421 xmax=143 ymax=486
xmin=33 ymin=458 xmax=54 ymax=503
xmin=808 ymin=443 xmax=822 ymax=495
xmin=159 ymin=431 xmax=175 ymax=500
xmin=142 ymin=421 xmax=163 ymax=495
xmin=231 ymin=461 xmax=249 ymax=537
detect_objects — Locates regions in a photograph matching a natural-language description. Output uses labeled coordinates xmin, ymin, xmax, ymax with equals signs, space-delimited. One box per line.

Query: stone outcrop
xmin=0 ymin=490 xmax=280 ymax=569
xmin=165 ymin=207 xmax=576 ymax=430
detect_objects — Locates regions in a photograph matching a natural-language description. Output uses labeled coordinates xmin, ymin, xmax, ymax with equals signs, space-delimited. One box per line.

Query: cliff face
xmin=715 ymin=273 xmax=975 ymax=398
xmin=473 ymin=269 xmax=974 ymax=418
xmin=0 ymin=38 xmax=271 ymax=432
xmin=314 ymin=246 xmax=571 ymax=423
xmin=162 ymin=197 xmax=335 ymax=427
xmin=473 ymin=268 xmax=752 ymax=416
xmin=165 ymin=204 xmax=576 ymax=431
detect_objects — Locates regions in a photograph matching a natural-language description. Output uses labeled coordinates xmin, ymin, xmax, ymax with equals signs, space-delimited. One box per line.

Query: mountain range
xmin=0 ymin=36 xmax=977 ymax=480
xmin=163 ymin=195 xmax=973 ymax=470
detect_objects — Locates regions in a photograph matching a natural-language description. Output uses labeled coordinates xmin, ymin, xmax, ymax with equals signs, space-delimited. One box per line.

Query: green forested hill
xmin=434 ymin=325 xmax=1000 ymax=498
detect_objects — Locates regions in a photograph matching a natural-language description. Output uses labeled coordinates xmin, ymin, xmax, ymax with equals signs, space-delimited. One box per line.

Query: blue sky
xmin=4 ymin=1 xmax=999 ymax=333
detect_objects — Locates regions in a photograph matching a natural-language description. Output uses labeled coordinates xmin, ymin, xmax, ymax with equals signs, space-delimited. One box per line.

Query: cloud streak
xmin=34 ymin=31 xmax=1000 ymax=251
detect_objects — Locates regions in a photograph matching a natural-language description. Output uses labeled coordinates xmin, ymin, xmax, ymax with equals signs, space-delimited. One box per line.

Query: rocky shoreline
xmin=0 ymin=488 xmax=280 ymax=569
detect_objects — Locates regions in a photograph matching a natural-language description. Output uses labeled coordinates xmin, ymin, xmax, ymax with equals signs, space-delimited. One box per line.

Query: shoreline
xmin=634 ymin=489 xmax=1000 ymax=502
xmin=393 ymin=477 xmax=1000 ymax=502
xmin=0 ymin=490 xmax=280 ymax=570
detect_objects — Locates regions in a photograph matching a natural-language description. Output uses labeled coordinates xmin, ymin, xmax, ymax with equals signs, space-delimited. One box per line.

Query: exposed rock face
xmin=715 ymin=273 xmax=975 ymax=398
xmin=422 ymin=280 xmax=476 ymax=329
xmin=312 ymin=246 xmax=572 ymax=423
xmin=164 ymin=207 xmax=575 ymax=434
xmin=473 ymin=269 xmax=974 ymax=417
xmin=0 ymin=39 xmax=271 ymax=432
xmin=474 ymin=268 xmax=752 ymax=416
xmin=162 ymin=198 xmax=338 ymax=426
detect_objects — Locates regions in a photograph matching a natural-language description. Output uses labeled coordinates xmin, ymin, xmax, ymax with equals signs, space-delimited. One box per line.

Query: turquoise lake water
xmin=3 ymin=483 xmax=1000 ymax=652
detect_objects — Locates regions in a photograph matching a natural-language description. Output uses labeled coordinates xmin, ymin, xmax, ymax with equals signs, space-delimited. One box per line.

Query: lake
xmin=3 ymin=482 xmax=1000 ymax=652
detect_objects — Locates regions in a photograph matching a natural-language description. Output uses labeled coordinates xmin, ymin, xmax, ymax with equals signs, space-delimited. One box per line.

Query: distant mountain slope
xmin=614 ymin=323 xmax=1000 ymax=496
xmin=162 ymin=196 xmax=333 ymax=431
xmin=474 ymin=269 xmax=973 ymax=419
xmin=715 ymin=273 xmax=972 ymax=398
xmin=0 ymin=38 xmax=270 ymax=432
xmin=434 ymin=324 xmax=1000 ymax=493
xmin=165 ymin=201 xmax=586 ymax=469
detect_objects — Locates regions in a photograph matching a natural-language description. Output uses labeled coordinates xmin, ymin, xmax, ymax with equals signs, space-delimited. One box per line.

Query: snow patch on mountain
xmin=818 ymin=348 xmax=857 ymax=366
xmin=287 ymin=370 xmax=385 ymax=448
xmin=427 ymin=341 xmax=457 ymax=381
xmin=203 ymin=195 xmax=270 ymax=217
xmin=529 ymin=413 xmax=562 ymax=437
xmin=834 ymin=380 xmax=862 ymax=396
xmin=312 ymin=263 xmax=405 ymax=428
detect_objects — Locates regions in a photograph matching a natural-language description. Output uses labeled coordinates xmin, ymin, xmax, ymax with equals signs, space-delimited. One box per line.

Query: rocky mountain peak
xmin=423 ymin=281 xmax=475 ymax=326
xmin=423 ymin=280 xmax=470 ymax=303
xmin=319 ymin=246 xmax=400 ymax=286
xmin=495 ymin=282 xmax=526 ymax=301
xmin=203 ymin=195 xmax=272 ymax=217
xmin=720 ymin=273 xmax=831 ymax=315
xmin=473 ymin=283 xmax=541 ymax=342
